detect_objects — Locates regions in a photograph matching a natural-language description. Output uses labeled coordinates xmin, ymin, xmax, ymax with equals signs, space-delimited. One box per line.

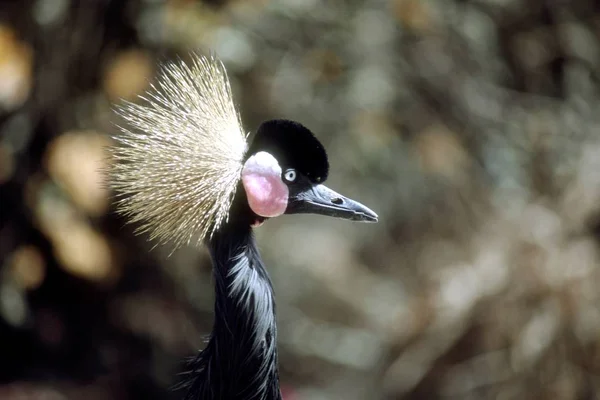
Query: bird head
xmin=109 ymin=54 xmax=376 ymax=249
xmin=241 ymin=119 xmax=378 ymax=225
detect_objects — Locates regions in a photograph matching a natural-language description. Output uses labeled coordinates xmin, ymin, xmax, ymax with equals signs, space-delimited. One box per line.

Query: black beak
xmin=287 ymin=184 xmax=378 ymax=223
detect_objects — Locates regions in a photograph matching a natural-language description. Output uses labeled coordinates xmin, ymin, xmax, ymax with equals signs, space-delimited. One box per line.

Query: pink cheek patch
xmin=242 ymin=152 xmax=289 ymax=218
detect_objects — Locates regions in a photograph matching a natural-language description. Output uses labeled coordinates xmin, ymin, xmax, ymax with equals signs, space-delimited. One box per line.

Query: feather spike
xmin=108 ymin=53 xmax=247 ymax=249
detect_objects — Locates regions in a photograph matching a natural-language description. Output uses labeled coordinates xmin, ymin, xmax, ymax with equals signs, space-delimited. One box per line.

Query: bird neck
xmin=183 ymin=217 xmax=282 ymax=400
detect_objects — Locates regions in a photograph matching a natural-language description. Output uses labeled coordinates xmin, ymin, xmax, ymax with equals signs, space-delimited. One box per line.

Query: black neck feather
xmin=181 ymin=212 xmax=282 ymax=400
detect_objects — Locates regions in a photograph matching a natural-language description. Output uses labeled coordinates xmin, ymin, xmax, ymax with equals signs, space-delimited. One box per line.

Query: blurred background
xmin=1 ymin=0 xmax=600 ymax=399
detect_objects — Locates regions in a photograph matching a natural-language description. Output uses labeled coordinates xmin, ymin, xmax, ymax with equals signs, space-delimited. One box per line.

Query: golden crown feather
xmin=108 ymin=54 xmax=248 ymax=249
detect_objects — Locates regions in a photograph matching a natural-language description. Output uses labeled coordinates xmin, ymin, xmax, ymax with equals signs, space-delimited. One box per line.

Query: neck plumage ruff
xmin=109 ymin=54 xmax=377 ymax=400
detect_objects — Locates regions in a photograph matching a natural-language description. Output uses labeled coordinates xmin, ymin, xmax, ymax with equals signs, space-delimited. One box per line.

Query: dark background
xmin=1 ymin=0 xmax=600 ymax=399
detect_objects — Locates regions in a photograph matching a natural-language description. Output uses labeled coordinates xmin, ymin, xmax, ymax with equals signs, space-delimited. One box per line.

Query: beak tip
xmin=360 ymin=209 xmax=379 ymax=223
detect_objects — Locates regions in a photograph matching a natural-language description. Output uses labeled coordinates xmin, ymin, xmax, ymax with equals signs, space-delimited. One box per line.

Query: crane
xmin=109 ymin=54 xmax=378 ymax=400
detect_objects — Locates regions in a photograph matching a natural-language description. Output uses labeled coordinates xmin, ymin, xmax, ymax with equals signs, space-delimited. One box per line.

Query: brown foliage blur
xmin=1 ymin=0 xmax=600 ymax=399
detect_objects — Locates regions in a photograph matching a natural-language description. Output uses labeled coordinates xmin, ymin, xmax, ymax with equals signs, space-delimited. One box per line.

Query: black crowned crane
xmin=109 ymin=54 xmax=378 ymax=400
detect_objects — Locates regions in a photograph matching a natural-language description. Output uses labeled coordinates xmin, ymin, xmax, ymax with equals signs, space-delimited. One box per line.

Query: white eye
xmin=284 ymin=169 xmax=296 ymax=182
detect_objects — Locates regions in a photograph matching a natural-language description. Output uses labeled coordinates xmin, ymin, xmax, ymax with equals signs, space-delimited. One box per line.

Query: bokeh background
xmin=1 ymin=0 xmax=600 ymax=399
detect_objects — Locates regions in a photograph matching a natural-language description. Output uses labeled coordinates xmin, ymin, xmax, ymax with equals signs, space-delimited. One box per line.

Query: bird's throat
xmin=182 ymin=221 xmax=282 ymax=399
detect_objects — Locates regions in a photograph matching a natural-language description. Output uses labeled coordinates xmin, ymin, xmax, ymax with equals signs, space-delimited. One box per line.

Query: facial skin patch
xmin=242 ymin=151 xmax=289 ymax=218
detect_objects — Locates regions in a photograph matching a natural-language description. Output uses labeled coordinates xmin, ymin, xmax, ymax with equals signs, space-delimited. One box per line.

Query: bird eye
xmin=284 ymin=169 xmax=296 ymax=182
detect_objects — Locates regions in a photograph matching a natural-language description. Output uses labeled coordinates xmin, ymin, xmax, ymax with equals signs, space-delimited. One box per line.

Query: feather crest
xmin=109 ymin=54 xmax=247 ymax=248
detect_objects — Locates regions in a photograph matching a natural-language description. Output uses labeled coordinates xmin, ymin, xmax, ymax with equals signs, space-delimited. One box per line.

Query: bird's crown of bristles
xmin=109 ymin=54 xmax=248 ymax=249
